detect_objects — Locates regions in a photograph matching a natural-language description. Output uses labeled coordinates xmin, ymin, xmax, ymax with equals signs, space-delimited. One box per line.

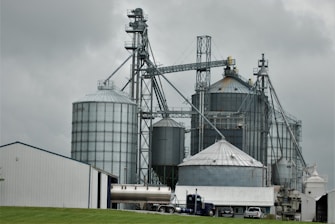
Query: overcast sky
xmin=1 ymin=0 xmax=334 ymax=190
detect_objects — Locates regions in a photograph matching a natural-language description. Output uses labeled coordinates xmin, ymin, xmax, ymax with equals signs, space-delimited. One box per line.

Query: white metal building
xmin=0 ymin=142 xmax=117 ymax=208
xmin=329 ymin=189 xmax=335 ymax=224
xmin=300 ymin=193 xmax=316 ymax=221
xmin=304 ymin=167 xmax=327 ymax=199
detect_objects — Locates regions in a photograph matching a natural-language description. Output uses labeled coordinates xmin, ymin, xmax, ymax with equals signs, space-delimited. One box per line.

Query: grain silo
xmin=190 ymin=69 xmax=270 ymax=166
xmin=268 ymin=109 xmax=303 ymax=190
xmin=178 ymin=139 xmax=265 ymax=187
xmin=272 ymin=157 xmax=292 ymax=186
xmin=190 ymin=56 xmax=305 ymax=190
xmin=151 ymin=118 xmax=185 ymax=189
xmin=71 ymin=83 xmax=137 ymax=184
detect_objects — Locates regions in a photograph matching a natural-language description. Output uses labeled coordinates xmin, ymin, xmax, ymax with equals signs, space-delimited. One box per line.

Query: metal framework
xmin=188 ymin=53 xmax=306 ymax=189
xmin=253 ymin=54 xmax=270 ymax=171
xmin=115 ymin=9 xmax=306 ymax=190
xmin=253 ymin=54 xmax=306 ymax=189
xmin=125 ymin=8 xmax=152 ymax=184
xmin=196 ymin=36 xmax=211 ymax=91
xmin=123 ymin=9 xmax=228 ymax=184
xmin=196 ymin=36 xmax=211 ymax=152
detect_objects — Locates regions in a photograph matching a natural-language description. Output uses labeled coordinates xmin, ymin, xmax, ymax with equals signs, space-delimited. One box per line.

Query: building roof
xmin=0 ymin=141 xmax=117 ymax=178
xmin=74 ymin=86 xmax=135 ymax=104
xmin=0 ymin=141 xmax=74 ymax=161
xmin=209 ymin=76 xmax=252 ymax=94
xmin=179 ymin=139 xmax=263 ymax=167
xmin=306 ymin=168 xmax=327 ymax=183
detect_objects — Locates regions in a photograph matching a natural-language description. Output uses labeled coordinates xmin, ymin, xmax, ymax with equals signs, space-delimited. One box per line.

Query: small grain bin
xmin=152 ymin=118 xmax=185 ymax=189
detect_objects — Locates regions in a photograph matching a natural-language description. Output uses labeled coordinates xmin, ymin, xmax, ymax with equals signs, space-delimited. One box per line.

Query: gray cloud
xmin=1 ymin=0 xmax=334 ymax=189
xmin=1 ymin=0 xmax=118 ymax=60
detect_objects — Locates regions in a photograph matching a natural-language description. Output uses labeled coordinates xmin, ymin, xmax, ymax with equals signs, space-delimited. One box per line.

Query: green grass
xmin=0 ymin=207 xmax=317 ymax=224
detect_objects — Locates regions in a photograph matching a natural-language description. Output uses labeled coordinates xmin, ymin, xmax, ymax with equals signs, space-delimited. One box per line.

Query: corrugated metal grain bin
xmin=152 ymin=118 xmax=185 ymax=188
xmin=190 ymin=74 xmax=269 ymax=167
xmin=178 ymin=140 xmax=265 ymax=187
xmin=72 ymin=84 xmax=137 ymax=184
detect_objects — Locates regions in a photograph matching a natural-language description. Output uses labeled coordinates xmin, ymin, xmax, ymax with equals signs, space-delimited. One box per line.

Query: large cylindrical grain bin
xmin=191 ymin=73 xmax=269 ymax=166
xmin=71 ymin=84 xmax=137 ymax=184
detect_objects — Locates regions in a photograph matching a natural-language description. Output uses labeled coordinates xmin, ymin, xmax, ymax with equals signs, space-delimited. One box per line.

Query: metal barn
xmin=0 ymin=142 xmax=116 ymax=208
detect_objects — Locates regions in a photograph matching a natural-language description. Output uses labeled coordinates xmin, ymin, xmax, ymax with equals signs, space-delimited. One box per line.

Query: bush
xmin=264 ymin=214 xmax=276 ymax=220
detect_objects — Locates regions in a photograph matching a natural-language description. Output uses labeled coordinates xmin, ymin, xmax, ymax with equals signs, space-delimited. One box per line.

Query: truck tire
xmin=159 ymin=207 xmax=165 ymax=213
xmin=168 ymin=207 xmax=175 ymax=213
xmin=208 ymin=210 xmax=214 ymax=217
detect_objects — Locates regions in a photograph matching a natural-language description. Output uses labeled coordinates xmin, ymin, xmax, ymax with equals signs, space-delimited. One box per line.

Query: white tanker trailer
xmin=110 ymin=184 xmax=172 ymax=205
xmin=110 ymin=184 xmax=215 ymax=216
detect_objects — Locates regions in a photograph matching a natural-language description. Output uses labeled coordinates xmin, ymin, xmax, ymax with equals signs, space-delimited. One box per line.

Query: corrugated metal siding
xmin=329 ymin=189 xmax=335 ymax=224
xmin=178 ymin=165 xmax=264 ymax=187
xmin=72 ymin=89 xmax=138 ymax=184
xmin=300 ymin=194 xmax=316 ymax=221
xmin=0 ymin=143 xmax=96 ymax=208
xmin=89 ymin=168 xmax=98 ymax=208
xmin=178 ymin=140 xmax=264 ymax=186
xmin=191 ymin=75 xmax=270 ymax=167
xmin=99 ymin=174 xmax=108 ymax=209
xmin=152 ymin=125 xmax=184 ymax=166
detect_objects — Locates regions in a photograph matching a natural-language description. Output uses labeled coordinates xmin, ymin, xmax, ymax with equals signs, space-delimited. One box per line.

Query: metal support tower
xmin=254 ymin=53 xmax=306 ymax=189
xmin=196 ymin=36 xmax=211 ymax=90
xmin=124 ymin=9 xmax=227 ymax=185
xmin=254 ymin=53 xmax=269 ymax=167
xmin=126 ymin=8 xmax=170 ymax=185
xmin=196 ymin=36 xmax=211 ymax=153
xmin=125 ymin=8 xmax=149 ymax=102
xmin=125 ymin=8 xmax=152 ymax=184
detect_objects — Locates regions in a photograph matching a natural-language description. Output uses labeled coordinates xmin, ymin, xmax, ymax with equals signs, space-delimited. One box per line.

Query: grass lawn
xmin=0 ymin=207 xmax=317 ymax=224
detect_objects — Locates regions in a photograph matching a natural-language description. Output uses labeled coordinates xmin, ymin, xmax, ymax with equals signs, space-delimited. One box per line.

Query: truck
xmin=244 ymin=207 xmax=264 ymax=219
xmin=110 ymin=184 xmax=215 ymax=216
xmin=157 ymin=194 xmax=215 ymax=216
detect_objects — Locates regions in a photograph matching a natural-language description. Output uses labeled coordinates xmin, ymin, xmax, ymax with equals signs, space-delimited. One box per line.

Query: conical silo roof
xmin=75 ymin=85 xmax=135 ymax=104
xmin=153 ymin=118 xmax=184 ymax=128
xmin=179 ymin=139 xmax=263 ymax=167
xmin=209 ymin=76 xmax=252 ymax=94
